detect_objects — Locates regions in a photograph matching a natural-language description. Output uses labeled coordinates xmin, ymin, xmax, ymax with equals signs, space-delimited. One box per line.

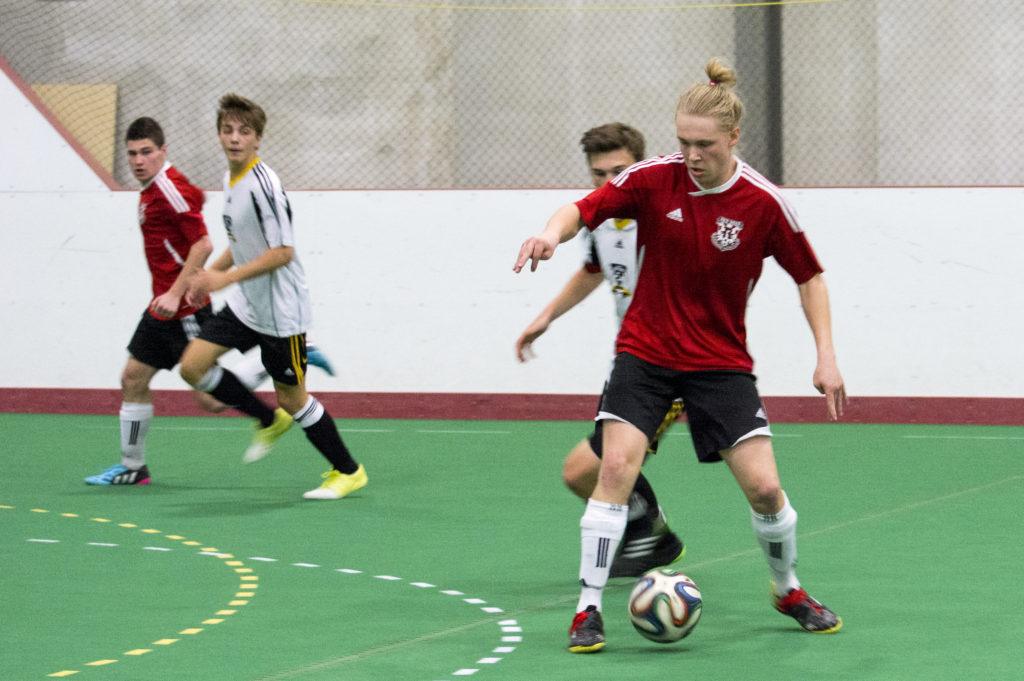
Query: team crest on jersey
xmin=711 ymin=216 xmax=744 ymax=251
xmin=138 ymin=203 xmax=147 ymax=225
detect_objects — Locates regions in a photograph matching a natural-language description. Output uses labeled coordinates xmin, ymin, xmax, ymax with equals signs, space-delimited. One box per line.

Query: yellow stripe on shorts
xmin=289 ymin=335 xmax=305 ymax=384
xmin=650 ymin=400 xmax=685 ymax=446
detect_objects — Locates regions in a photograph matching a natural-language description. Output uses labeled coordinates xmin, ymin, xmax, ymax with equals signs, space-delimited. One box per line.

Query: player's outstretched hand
xmin=813 ymin=361 xmax=847 ymax=421
xmin=513 ymin=235 xmax=557 ymax=273
xmin=515 ymin=316 xmax=551 ymax=362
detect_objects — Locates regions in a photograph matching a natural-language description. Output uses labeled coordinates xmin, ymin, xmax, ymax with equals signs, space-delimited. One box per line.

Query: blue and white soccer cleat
xmin=84 ymin=463 xmax=151 ymax=486
xmin=306 ymin=344 xmax=336 ymax=376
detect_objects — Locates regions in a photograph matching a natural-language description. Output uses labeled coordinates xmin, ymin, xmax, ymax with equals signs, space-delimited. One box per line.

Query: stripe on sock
xmin=295 ymin=396 xmax=325 ymax=429
xmin=596 ymin=537 xmax=610 ymax=568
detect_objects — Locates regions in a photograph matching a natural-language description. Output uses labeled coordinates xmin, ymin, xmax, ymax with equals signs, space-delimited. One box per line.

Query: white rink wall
xmin=2 ymin=186 xmax=1022 ymax=398
xmin=2 ymin=71 xmax=1022 ymax=398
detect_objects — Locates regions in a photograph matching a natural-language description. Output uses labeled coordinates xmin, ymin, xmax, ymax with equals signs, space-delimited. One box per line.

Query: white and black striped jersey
xmin=578 ymin=217 xmax=639 ymax=325
xmin=221 ymin=159 xmax=311 ymax=338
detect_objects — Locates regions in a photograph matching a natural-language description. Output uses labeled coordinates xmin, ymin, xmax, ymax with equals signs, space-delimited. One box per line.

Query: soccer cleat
xmin=568 ymin=605 xmax=605 ymax=653
xmin=306 ymin=344 xmax=336 ymax=376
xmin=242 ymin=408 xmax=293 ymax=463
xmin=302 ymin=464 xmax=368 ymax=500
xmin=84 ymin=463 xmax=151 ymax=486
xmin=774 ymin=587 xmax=843 ymax=633
xmin=610 ymin=530 xmax=686 ymax=578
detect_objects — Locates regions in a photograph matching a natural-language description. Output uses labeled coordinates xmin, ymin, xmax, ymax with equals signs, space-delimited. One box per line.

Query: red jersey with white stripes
xmin=575 ymin=155 xmax=823 ymax=373
xmin=137 ymin=163 xmax=208 ymax=319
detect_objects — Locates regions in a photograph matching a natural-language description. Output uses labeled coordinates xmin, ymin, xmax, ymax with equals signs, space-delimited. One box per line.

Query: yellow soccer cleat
xmin=242 ymin=408 xmax=293 ymax=463
xmin=303 ymin=465 xmax=368 ymax=500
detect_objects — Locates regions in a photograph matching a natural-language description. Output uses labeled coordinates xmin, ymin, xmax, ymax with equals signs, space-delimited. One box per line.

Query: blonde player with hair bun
xmin=516 ymin=58 xmax=847 ymax=652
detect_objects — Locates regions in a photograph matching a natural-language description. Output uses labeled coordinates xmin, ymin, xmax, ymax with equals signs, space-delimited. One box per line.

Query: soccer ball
xmin=627 ymin=568 xmax=703 ymax=643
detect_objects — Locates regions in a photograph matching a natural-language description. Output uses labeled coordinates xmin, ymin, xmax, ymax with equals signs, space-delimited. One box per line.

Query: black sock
xmin=623 ymin=472 xmax=661 ymax=541
xmin=302 ymin=408 xmax=359 ymax=474
xmin=209 ymin=369 xmax=275 ymax=427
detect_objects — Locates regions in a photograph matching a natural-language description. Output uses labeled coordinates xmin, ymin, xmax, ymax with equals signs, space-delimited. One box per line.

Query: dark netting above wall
xmin=2 ymin=0 xmax=1022 ymax=189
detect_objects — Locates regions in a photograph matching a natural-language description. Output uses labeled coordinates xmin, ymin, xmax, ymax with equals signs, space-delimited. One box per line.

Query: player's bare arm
xmin=798 ymin=273 xmax=847 ymax=420
xmin=513 ymin=203 xmax=585 ymax=273
xmin=209 ymin=248 xmax=234 ymax=272
xmin=150 ymin=235 xmax=213 ymax=319
xmin=186 ymin=246 xmax=293 ymax=305
xmin=515 ymin=267 xmax=603 ymax=362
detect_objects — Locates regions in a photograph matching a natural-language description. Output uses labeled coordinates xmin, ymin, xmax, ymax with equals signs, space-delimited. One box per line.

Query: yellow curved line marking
xmin=1 ymin=504 xmax=259 ymax=678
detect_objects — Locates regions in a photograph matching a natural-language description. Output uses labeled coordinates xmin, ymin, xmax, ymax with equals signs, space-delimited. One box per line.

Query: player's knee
xmin=182 ymin=361 xmax=221 ymax=392
xmin=562 ymin=465 xmax=585 ymax=495
xmin=120 ymin=365 xmax=149 ymax=395
xmin=179 ymin=359 xmax=198 ymax=385
xmin=747 ymin=483 xmax=784 ymax=514
xmin=598 ymin=450 xmax=641 ymax=489
xmin=562 ymin=456 xmax=597 ymax=498
xmin=275 ymin=391 xmax=305 ymax=415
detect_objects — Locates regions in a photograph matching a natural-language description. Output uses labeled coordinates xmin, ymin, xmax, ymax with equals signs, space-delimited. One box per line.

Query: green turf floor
xmin=1 ymin=413 xmax=1022 ymax=680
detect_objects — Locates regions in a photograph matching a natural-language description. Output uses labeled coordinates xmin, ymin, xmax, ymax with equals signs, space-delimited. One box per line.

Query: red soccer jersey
xmin=576 ymin=155 xmax=823 ymax=373
xmin=137 ymin=163 xmax=208 ymax=319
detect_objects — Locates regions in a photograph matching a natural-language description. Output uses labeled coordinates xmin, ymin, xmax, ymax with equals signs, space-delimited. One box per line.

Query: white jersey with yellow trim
xmin=579 ymin=217 xmax=639 ymax=325
xmin=221 ymin=159 xmax=311 ymax=337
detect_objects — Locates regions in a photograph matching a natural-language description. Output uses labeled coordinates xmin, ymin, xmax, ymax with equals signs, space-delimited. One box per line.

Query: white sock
xmin=119 ymin=402 xmax=153 ymax=469
xmin=576 ymin=498 xmax=628 ymax=612
xmin=751 ymin=492 xmax=801 ymax=597
xmin=293 ymin=395 xmax=324 ymax=428
xmin=232 ymin=352 xmax=270 ymax=391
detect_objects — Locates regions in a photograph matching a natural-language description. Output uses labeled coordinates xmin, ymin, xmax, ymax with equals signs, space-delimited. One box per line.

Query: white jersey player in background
xmin=515 ymin=123 xmax=684 ymax=578
xmin=179 ymin=93 xmax=367 ymax=501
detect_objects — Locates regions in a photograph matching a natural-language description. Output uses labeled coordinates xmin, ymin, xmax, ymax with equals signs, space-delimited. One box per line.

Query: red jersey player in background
xmin=515 ymin=58 xmax=847 ymax=652
xmin=85 ymin=117 xmax=216 ymax=485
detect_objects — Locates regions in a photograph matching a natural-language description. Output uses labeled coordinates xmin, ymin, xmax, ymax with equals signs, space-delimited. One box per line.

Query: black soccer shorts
xmin=595 ymin=352 xmax=771 ymax=463
xmin=197 ymin=306 xmax=308 ymax=386
xmin=127 ymin=305 xmax=213 ymax=371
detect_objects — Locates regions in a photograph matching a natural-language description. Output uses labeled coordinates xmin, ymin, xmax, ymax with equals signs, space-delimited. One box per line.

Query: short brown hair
xmin=126 ymin=117 xmax=165 ymax=146
xmin=216 ymin=93 xmax=267 ymax=137
xmin=580 ymin=123 xmax=646 ymax=163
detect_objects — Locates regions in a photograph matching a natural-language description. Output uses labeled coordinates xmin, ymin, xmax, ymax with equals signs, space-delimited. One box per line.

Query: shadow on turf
xmin=166 ymin=499 xmax=300 ymax=516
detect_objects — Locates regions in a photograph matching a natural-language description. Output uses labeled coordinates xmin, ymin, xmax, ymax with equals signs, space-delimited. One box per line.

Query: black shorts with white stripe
xmin=595 ymin=352 xmax=771 ymax=463
xmin=127 ymin=305 xmax=213 ymax=371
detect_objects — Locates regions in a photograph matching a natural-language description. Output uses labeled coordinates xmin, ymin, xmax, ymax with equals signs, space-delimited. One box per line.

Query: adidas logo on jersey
xmin=666 ymin=208 xmax=683 ymax=222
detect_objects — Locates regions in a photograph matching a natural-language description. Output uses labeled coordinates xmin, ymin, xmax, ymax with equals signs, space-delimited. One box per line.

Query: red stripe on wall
xmin=0 ymin=55 xmax=121 ymax=190
xmin=1 ymin=388 xmax=1022 ymax=425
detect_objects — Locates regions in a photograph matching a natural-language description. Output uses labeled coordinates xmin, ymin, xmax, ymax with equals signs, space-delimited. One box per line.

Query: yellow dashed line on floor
xmin=8 ymin=504 xmax=260 ymax=678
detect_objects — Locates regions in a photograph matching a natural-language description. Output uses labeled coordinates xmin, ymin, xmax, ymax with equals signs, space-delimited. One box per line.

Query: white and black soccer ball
xmin=627 ymin=568 xmax=703 ymax=643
